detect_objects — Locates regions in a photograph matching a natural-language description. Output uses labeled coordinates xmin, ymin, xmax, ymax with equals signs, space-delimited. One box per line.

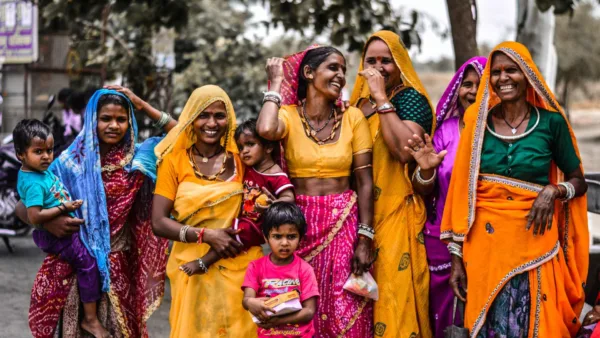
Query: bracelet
xmin=152 ymin=111 xmax=172 ymax=130
xmin=57 ymin=203 xmax=67 ymax=215
xmin=377 ymin=107 xmax=397 ymax=114
xmin=558 ymin=182 xmax=575 ymax=201
xmin=358 ymin=222 xmax=375 ymax=240
xmin=196 ymin=228 xmax=206 ymax=245
xmin=263 ymin=95 xmax=281 ymax=107
xmin=352 ymin=164 xmax=372 ymax=173
xmin=447 ymin=242 xmax=463 ymax=258
xmin=415 ymin=167 xmax=436 ymax=185
xmin=197 ymin=258 xmax=208 ymax=274
xmin=179 ymin=225 xmax=191 ymax=243
xmin=263 ymin=91 xmax=282 ymax=101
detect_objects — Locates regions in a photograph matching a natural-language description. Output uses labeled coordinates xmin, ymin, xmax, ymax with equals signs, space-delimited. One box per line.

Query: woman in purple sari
xmin=410 ymin=56 xmax=487 ymax=337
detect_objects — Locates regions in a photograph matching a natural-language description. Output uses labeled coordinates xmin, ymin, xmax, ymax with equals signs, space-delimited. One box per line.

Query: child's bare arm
xmin=27 ymin=200 xmax=83 ymax=225
xmin=257 ymin=297 xmax=317 ymax=328
xmin=242 ymin=288 xmax=273 ymax=323
xmin=275 ymin=189 xmax=295 ymax=203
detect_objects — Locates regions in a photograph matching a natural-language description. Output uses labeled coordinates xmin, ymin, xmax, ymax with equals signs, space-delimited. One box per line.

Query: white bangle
xmin=152 ymin=111 xmax=171 ymax=129
xmin=447 ymin=242 xmax=463 ymax=258
xmin=263 ymin=91 xmax=282 ymax=101
xmin=558 ymin=182 xmax=575 ymax=201
xmin=415 ymin=167 xmax=436 ymax=185
xmin=358 ymin=228 xmax=375 ymax=240
xmin=179 ymin=225 xmax=190 ymax=243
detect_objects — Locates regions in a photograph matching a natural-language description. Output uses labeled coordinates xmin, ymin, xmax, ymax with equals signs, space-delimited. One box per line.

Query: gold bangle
xmin=352 ymin=164 xmax=372 ymax=173
xmin=353 ymin=149 xmax=373 ymax=155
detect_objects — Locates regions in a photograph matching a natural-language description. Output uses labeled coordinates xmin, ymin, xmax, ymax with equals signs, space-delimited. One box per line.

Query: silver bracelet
xmin=358 ymin=229 xmax=375 ymax=240
xmin=179 ymin=225 xmax=190 ymax=243
xmin=558 ymin=182 xmax=575 ymax=201
xmin=447 ymin=242 xmax=463 ymax=258
xmin=152 ymin=111 xmax=171 ymax=130
xmin=263 ymin=95 xmax=281 ymax=107
xmin=415 ymin=167 xmax=436 ymax=185
xmin=197 ymin=258 xmax=208 ymax=274
xmin=263 ymin=91 xmax=282 ymax=102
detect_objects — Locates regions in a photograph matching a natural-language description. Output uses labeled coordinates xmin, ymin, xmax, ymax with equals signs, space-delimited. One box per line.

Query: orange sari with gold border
xmin=441 ymin=41 xmax=588 ymax=337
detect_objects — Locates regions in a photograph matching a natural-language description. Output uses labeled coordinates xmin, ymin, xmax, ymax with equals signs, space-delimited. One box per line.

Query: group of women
xmin=19 ymin=29 xmax=591 ymax=338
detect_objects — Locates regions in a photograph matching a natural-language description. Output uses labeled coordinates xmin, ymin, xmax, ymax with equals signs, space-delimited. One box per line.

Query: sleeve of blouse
xmin=351 ymin=109 xmax=373 ymax=155
xmin=432 ymin=123 xmax=445 ymax=154
xmin=390 ymin=88 xmax=434 ymax=134
xmin=550 ymin=112 xmax=581 ymax=174
xmin=278 ymin=106 xmax=291 ymax=138
xmin=154 ymin=153 xmax=178 ymax=201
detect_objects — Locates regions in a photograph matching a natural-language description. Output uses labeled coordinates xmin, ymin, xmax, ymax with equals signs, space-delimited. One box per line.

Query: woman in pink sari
xmin=409 ymin=56 xmax=487 ymax=337
xmin=257 ymin=46 xmax=375 ymax=337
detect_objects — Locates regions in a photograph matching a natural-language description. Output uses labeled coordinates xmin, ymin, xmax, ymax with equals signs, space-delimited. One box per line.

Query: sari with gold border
xmin=350 ymin=30 xmax=435 ymax=338
xmin=154 ymin=85 xmax=262 ymax=338
xmin=441 ymin=41 xmax=588 ymax=338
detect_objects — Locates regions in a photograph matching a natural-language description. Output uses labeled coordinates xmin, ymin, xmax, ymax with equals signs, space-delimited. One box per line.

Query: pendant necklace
xmin=501 ymin=106 xmax=530 ymax=135
xmin=193 ymin=144 xmax=224 ymax=163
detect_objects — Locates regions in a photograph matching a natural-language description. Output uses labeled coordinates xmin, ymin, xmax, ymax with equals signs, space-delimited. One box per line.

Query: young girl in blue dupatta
xmin=16 ymin=86 xmax=175 ymax=338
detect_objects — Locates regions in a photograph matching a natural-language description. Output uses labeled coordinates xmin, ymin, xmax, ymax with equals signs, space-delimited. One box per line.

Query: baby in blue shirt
xmin=15 ymin=119 xmax=109 ymax=338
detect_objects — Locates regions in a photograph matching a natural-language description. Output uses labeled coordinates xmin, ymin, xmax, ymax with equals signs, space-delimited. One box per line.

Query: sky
xmin=249 ymin=0 xmax=599 ymax=62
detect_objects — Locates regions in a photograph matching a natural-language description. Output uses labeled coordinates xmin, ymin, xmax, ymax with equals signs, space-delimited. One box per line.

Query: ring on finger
xmin=412 ymin=146 xmax=420 ymax=151
xmin=368 ymin=71 xmax=374 ymax=76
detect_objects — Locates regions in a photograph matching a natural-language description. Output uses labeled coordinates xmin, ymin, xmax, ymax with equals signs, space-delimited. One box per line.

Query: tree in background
xmin=445 ymin=0 xmax=478 ymax=70
xmin=554 ymin=1 xmax=600 ymax=113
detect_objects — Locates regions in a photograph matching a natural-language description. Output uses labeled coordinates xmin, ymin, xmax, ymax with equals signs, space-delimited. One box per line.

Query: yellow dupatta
xmin=441 ymin=41 xmax=588 ymax=337
xmin=349 ymin=30 xmax=434 ymax=338
xmin=156 ymin=85 xmax=261 ymax=338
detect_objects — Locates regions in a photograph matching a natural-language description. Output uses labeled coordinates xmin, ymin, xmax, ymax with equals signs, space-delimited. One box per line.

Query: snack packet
xmin=342 ymin=272 xmax=379 ymax=300
xmin=251 ymin=290 xmax=303 ymax=323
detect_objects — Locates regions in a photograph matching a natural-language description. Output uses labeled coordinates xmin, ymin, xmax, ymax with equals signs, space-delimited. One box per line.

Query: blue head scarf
xmin=50 ymin=89 xmax=159 ymax=291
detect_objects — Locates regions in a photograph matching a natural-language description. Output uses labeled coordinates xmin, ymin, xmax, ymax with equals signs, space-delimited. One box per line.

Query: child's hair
xmin=234 ymin=118 xmax=278 ymax=150
xmin=13 ymin=119 xmax=52 ymax=154
xmin=262 ymin=202 xmax=307 ymax=239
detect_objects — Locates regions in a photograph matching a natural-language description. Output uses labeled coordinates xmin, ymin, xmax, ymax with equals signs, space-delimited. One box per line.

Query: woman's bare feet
xmin=81 ymin=317 xmax=111 ymax=338
xmin=179 ymin=260 xmax=209 ymax=276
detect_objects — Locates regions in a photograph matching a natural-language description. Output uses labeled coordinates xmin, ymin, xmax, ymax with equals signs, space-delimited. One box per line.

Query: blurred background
xmin=0 ymin=0 xmax=598 ymax=336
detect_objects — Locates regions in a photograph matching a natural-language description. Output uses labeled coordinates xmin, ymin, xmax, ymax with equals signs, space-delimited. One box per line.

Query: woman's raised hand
xmin=104 ymin=85 xmax=145 ymax=110
xmin=202 ymin=228 xmax=244 ymax=258
xmin=404 ymin=134 xmax=447 ymax=171
xmin=265 ymin=58 xmax=285 ymax=84
xmin=358 ymin=68 xmax=387 ymax=103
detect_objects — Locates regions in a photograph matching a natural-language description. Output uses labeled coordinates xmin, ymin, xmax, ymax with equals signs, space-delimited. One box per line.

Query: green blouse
xmin=390 ymin=88 xmax=433 ymax=134
xmin=480 ymin=107 xmax=580 ymax=185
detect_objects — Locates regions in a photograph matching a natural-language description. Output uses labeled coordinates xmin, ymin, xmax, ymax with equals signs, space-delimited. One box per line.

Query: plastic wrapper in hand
xmin=342 ymin=272 xmax=379 ymax=300
xmin=250 ymin=290 xmax=303 ymax=323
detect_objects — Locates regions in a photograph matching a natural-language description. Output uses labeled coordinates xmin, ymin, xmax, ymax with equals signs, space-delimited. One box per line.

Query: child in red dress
xmin=242 ymin=202 xmax=319 ymax=338
xmin=180 ymin=118 xmax=295 ymax=275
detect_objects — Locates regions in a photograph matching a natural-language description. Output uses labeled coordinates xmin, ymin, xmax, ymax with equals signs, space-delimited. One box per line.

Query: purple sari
xmin=425 ymin=56 xmax=486 ymax=338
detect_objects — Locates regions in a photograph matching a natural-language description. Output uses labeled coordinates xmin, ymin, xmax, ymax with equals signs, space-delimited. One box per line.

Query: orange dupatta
xmin=441 ymin=41 xmax=588 ymax=337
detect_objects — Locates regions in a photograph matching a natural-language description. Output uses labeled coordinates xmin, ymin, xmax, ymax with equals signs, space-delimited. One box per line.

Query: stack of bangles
xmin=179 ymin=225 xmax=191 ymax=243
xmin=263 ymin=91 xmax=282 ymax=108
xmin=358 ymin=223 xmax=375 ymax=240
xmin=557 ymin=182 xmax=575 ymax=201
xmin=415 ymin=166 xmax=436 ymax=185
xmin=447 ymin=242 xmax=462 ymax=258
xmin=196 ymin=228 xmax=206 ymax=245
xmin=152 ymin=111 xmax=172 ymax=130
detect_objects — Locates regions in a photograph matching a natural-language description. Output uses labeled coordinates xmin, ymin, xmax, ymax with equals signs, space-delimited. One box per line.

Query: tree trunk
xmin=445 ymin=0 xmax=478 ymax=71
xmin=561 ymin=73 xmax=571 ymax=120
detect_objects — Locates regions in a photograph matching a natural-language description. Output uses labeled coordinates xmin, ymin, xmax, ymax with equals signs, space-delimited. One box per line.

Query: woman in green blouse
xmin=412 ymin=42 xmax=589 ymax=337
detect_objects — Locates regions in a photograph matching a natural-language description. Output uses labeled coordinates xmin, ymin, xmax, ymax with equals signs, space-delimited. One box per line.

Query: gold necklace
xmin=188 ymin=147 xmax=228 ymax=181
xmin=299 ymin=105 xmax=341 ymax=145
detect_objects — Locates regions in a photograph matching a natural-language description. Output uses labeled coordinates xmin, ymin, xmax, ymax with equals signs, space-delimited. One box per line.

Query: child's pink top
xmin=242 ymin=254 xmax=319 ymax=338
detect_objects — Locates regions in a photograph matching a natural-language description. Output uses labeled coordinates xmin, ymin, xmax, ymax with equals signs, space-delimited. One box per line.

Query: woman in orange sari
xmin=441 ymin=41 xmax=588 ymax=337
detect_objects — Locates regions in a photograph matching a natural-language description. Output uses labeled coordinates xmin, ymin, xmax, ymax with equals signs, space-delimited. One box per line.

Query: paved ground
xmin=1 ymin=114 xmax=598 ymax=338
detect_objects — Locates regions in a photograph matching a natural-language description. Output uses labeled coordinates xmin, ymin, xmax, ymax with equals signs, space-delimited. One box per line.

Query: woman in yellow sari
xmin=441 ymin=42 xmax=588 ymax=337
xmin=350 ymin=30 xmax=434 ymax=338
xmin=151 ymin=85 xmax=262 ymax=337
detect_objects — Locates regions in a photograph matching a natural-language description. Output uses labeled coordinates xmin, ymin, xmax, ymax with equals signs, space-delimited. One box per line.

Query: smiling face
xmin=17 ymin=135 xmax=55 ymax=172
xmin=97 ymin=103 xmax=129 ymax=146
xmin=193 ymin=101 xmax=228 ymax=146
xmin=458 ymin=67 xmax=481 ymax=111
xmin=267 ymin=223 xmax=300 ymax=264
xmin=490 ymin=52 xmax=528 ymax=103
xmin=363 ymin=39 xmax=402 ymax=90
xmin=304 ymin=53 xmax=346 ymax=101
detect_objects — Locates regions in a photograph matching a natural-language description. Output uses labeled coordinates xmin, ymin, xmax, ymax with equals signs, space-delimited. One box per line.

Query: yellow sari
xmin=154 ymin=85 xmax=262 ymax=338
xmin=350 ymin=30 xmax=434 ymax=338
xmin=441 ymin=42 xmax=588 ymax=337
